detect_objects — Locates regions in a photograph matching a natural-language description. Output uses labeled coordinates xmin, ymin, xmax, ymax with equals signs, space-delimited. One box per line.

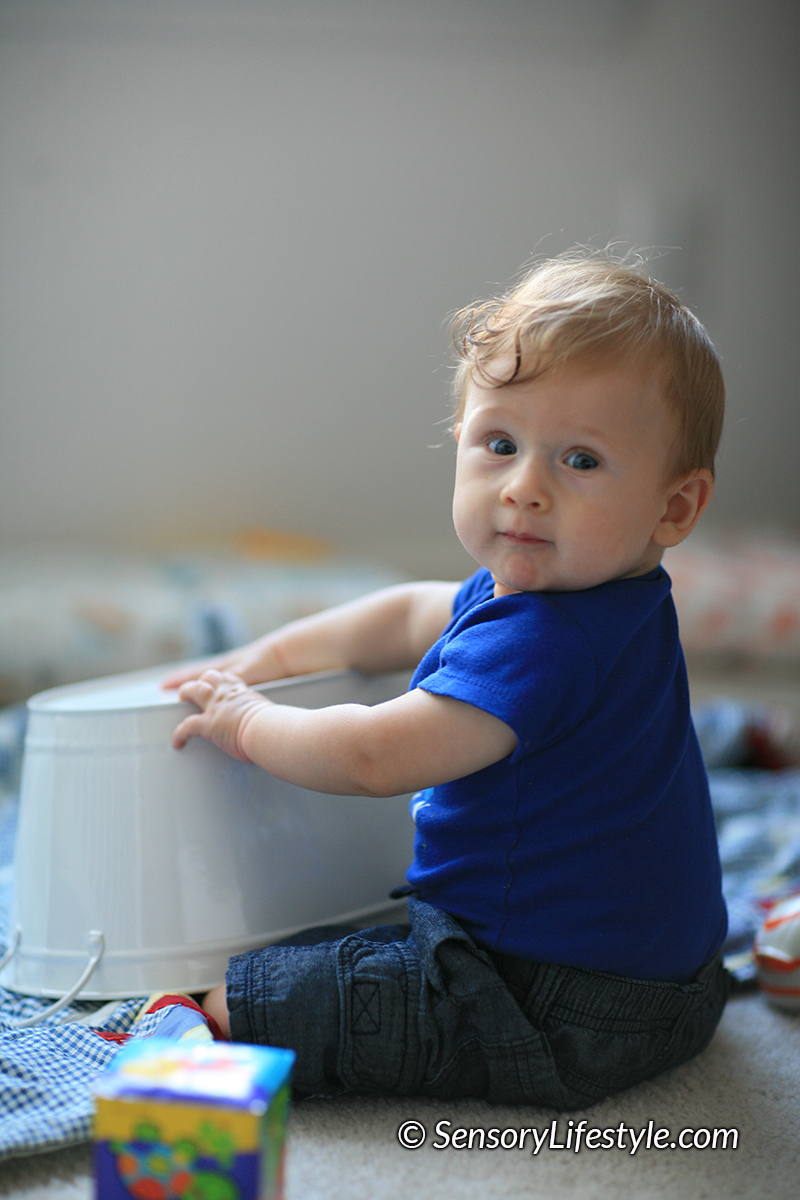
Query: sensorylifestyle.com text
xmin=429 ymin=1119 xmax=738 ymax=1154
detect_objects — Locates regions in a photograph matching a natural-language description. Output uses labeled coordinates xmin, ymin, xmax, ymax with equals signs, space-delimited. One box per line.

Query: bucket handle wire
xmin=0 ymin=929 xmax=105 ymax=1028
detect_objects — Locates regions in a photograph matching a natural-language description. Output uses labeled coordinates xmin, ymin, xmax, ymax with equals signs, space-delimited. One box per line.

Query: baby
xmin=165 ymin=253 xmax=730 ymax=1109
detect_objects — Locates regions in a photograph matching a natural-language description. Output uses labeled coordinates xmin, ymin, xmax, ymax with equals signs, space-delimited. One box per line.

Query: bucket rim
xmin=26 ymin=666 xmax=358 ymax=716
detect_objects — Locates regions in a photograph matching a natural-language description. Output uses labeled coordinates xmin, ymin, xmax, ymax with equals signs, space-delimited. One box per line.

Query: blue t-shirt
xmin=406 ymin=567 xmax=727 ymax=983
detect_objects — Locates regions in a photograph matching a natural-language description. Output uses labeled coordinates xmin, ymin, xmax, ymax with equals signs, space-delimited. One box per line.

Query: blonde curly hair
xmin=451 ymin=251 xmax=724 ymax=478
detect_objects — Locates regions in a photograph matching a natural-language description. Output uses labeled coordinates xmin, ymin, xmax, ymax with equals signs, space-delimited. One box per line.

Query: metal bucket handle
xmin=0 ymin=928 xmax=105 ymax=1028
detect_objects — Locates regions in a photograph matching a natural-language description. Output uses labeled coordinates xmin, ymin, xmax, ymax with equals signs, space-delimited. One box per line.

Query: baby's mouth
xmin=500 ymin=530 xmax=549 ymax=546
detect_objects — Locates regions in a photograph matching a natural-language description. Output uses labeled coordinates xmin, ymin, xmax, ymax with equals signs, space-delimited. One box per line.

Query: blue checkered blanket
xmin=1 ymin=699 xmax=799 ymax=1160
xmin=0 ymin=998 xmax=182 ymax=1159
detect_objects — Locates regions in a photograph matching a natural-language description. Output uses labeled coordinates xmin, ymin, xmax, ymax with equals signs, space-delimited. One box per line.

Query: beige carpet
xmin=1 ymin=989 xmax=797 ymax=1200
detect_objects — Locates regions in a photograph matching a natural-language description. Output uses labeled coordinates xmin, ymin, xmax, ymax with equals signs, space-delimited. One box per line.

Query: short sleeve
xmin=417 ymin=591 xmax=598 ymax=761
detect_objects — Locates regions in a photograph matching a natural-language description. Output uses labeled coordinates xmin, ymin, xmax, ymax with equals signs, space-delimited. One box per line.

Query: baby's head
xmin=452 ymin=252 xmax=724 ymax=482
xmin=449 ymin=253 xmax=725 ymax=596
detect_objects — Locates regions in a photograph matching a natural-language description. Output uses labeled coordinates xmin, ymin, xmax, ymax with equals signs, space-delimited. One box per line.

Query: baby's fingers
xmin=172 ymin=670 xmax=254 ymax=757
xmin=172 ymin=714 xmax=203 ymax=750
xmin=162 ymin=661 xmax=216 ymax=690
xmin=177 ymin=677 xmax=217 ymax=708
xmin=172 ymin=674 xmax=221 ymax=749
xmin=162 ymin=654 xmax=236 ymax=690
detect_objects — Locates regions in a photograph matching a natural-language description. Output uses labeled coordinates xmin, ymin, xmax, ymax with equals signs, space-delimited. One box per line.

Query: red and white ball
xmin=754 ymin=893 xmax=800 ymax=1011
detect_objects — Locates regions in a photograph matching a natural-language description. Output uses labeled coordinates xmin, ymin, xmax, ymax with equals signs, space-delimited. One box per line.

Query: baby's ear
xmin=652 ymin=469 xmax=714 ymax=548
xmin=453 ymin=422 xmax=462 ymax=442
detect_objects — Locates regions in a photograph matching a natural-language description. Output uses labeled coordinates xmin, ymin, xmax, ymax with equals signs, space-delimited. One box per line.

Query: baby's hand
xmin=161 ymin=639 xmax=291 ymax=692
xmin=172 ymin=669 xmax=271 ymax=761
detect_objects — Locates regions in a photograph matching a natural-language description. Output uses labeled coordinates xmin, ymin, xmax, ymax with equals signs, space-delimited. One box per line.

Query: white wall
xmin=1 ymin=0 xmax=798 ymax=579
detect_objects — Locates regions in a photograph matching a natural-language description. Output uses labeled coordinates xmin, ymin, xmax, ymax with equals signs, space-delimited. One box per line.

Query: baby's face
xmin=452 ymin=358 xmax=683 ymax=596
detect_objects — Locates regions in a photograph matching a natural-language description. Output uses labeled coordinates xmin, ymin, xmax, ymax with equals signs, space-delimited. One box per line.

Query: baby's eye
xmin=564 ymin=450 xmax=599 ymax=471
xmin=488 ymin=437 xmax=516 ymax=457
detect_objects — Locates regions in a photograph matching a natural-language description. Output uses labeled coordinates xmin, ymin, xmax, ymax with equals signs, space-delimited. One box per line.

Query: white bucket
xmin=4 ymin=668 xmax=415 ymax=1001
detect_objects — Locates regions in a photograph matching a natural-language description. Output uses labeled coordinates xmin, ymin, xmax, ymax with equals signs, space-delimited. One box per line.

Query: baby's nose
xmin=501 ymin=460 xmax=550 ymax=507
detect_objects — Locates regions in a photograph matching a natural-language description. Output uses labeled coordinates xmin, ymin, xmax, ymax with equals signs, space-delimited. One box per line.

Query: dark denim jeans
xmin=226 ymin=896 xmax=730 ymax=1110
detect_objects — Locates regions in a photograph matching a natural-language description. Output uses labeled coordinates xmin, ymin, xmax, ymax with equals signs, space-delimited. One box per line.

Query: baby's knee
xmin=202 ymin=981 xmax=231 ymax=1040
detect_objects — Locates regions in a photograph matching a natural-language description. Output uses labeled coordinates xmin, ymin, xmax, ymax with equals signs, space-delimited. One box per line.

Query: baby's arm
xmin=173 ymin=669 xmax=517 ymax=797
xmin=162 ymin=581 xmax=459 ymax=689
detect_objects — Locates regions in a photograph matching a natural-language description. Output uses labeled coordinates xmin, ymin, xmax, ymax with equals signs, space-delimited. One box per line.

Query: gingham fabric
xmin=0 ymin=998 xmax=175 ymax=1159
